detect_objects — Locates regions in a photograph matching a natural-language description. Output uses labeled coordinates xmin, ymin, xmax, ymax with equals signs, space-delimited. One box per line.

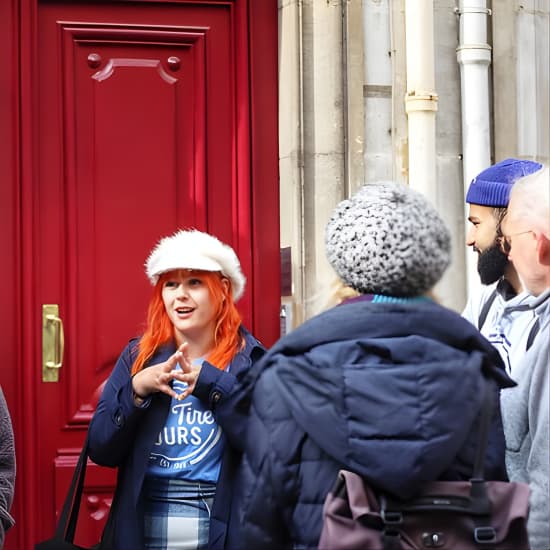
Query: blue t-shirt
xmin=147 ymin=359 xmax=226 ymax=483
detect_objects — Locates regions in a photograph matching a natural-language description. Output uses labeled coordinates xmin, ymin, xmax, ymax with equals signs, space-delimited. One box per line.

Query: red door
xmin=0 ymin=1 xmax=279 ymax=548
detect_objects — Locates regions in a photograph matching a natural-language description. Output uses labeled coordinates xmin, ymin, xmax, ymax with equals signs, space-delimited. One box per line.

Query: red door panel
xmin=0 ymin=1 xmax=279 ymax=549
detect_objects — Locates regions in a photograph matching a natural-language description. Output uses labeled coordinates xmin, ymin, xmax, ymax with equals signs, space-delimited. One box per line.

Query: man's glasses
xmin=498 ymin=230 xmax=533 ymax=255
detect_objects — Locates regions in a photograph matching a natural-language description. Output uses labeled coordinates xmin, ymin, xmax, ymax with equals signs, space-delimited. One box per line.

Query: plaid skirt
xmin=142 ymin=477 xmax=216 ymax=550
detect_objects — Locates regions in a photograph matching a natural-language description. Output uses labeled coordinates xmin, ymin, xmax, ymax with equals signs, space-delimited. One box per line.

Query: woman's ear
xmin=221 ymin=276 xmax=230 ymax=298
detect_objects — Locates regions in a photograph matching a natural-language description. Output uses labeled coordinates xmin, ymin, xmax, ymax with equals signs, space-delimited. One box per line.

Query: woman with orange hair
xmin=88 ymin=229 xmax=265 ymax=550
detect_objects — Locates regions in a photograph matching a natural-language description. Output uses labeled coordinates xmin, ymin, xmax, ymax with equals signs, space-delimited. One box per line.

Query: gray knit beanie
xmin=325 ymin=182 xmax=451 ymax=297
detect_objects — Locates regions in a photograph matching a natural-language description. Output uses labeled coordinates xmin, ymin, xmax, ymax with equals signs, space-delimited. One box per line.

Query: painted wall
xmin=278 ymin=0 xmax=549 ymax=325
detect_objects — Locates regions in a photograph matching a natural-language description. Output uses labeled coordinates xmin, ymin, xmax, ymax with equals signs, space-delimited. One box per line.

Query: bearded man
xmin=462 ymin=157 xmax=542 ymax=378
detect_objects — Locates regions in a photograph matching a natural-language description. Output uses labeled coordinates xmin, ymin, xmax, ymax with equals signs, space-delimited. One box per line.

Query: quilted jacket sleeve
xmin=88 ymin=342 xmax=152 ymax=467
xmin=240 ymin=397 xmax=292 ymax=550
xmin=195 ymin=338 xmax=265 ymax=452
xmin=0 ymin=387 xmax=15 ymax=547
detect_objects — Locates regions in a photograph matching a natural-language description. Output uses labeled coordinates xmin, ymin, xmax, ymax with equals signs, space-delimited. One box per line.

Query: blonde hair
xmin=307 ymin=277 xmax=360 ymax=316
xmin=311 ymin=276 xmax=440 ymax=315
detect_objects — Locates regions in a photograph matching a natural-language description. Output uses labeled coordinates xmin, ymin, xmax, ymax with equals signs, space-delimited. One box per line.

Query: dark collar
xmin=496 ymin=278 xmax=518 ymax=301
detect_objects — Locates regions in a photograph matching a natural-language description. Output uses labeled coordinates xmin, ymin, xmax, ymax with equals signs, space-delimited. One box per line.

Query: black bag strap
xmin=478 ymin=286 xmax=540 ymax=351
xmin=472 ymin=377 xmax=494 ymax=481
xmin=469 ymin=379 xmax=499 ymax=544
xmin=526 ymin=318 xmax=540 ymax=351
xmin=55 ymin=437 xmax=90 ymax=542
xmin=53 ymin=435 xmax=115 ymax=548
xmin=478 ymin=289 xmax=498 ymax=330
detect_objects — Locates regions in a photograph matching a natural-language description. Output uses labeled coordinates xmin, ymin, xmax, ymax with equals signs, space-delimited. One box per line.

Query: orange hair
xmin=131 ymin=270 xmax=244 ymax=375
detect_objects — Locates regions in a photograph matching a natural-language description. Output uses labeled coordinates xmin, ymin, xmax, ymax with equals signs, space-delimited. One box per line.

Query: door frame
xmin=0 ymin=1 xmax=279 ymax=548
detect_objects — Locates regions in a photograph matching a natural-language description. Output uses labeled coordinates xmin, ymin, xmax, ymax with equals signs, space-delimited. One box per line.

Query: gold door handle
xmin=42 ymin=304 xmax=65 ymax=382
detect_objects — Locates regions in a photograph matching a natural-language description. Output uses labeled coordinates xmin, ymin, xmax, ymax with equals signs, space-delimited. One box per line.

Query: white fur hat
xmin=145 ymin=229 xmax=246 ymax=301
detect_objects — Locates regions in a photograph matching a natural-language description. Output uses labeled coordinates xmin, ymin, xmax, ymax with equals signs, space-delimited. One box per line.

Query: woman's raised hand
xmin=132 ymin=347 xmax=188 ymax=401
xmin=171 ymin=342 xmax=202 ymax=401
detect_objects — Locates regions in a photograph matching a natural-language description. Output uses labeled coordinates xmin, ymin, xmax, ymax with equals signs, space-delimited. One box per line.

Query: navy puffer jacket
xmin=237 ymin=298 xmax=514 ymax=549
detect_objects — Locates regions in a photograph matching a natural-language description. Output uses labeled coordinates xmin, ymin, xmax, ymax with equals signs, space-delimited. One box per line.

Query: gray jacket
xmin=0 ymin=387 xmax=15 ymax=549
xmin=462 ymin=279 xmax=540 ymax=379
xmin=500 ymin=288 xmax=550 ymax=550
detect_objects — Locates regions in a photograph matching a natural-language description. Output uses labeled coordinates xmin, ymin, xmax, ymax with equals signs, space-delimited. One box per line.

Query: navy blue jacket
xmin=237 ymin=299 xmax=514 ymax=549
xmin=87 ymin=327 xmax=265 ymax=550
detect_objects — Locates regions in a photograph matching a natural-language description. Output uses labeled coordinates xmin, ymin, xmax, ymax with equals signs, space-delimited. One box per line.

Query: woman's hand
xmin=171 ymin=342 xmax=202 ymax=401
xmin=131 ymin=342 xmax=203 ymax=403
xmin=131 ymin=347 xmax=189 ymax=401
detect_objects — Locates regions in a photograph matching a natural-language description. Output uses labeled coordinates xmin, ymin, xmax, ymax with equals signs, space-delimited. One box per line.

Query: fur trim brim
xmin=145 ymin=229 xmax=246 ymax=301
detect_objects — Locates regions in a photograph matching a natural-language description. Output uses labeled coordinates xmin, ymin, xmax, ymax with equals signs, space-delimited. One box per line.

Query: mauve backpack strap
xmin=338 ymin=470 xmax=372 ymax=516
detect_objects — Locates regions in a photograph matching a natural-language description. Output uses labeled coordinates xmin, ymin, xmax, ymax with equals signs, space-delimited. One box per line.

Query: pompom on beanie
xmin=466 ymin=158 xmax=542 ymax=207
xmin=145 ymin=229 xmax=246 ymax=301
xmin=325 ymin=182 xmax=451 ymax=298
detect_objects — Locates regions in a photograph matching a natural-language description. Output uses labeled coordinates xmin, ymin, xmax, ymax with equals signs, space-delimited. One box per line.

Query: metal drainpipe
xmin=455 ymin=0 xmax=492 ymax=293
xmin=297 ymin=0 xmax=306 ymax=325
xmin=404 ymin=0 xmax=439 ymax=200
xmin=342 ymin=0 xmax=350 ymax=197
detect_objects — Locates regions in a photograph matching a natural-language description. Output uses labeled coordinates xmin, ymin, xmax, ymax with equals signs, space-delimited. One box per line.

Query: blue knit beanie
xmin=466 ymin=158 xmax=542 ymax=207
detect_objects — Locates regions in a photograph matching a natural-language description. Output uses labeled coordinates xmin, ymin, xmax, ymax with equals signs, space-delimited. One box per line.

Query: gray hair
xmin=509 ymin=165 xmax=549 ymax=237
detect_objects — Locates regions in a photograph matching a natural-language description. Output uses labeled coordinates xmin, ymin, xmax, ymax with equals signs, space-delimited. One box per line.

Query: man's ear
xmin=537 ymin=233 xmax=550 ymax=266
